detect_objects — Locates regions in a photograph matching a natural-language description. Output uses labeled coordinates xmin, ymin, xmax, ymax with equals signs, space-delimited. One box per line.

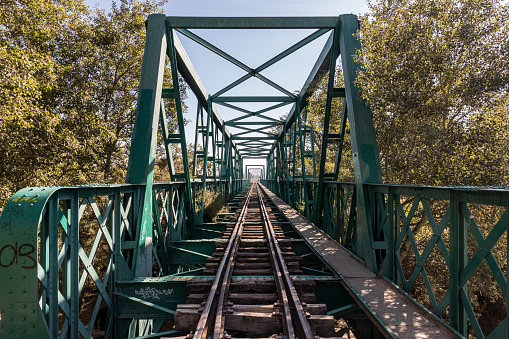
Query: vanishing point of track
xmin=174 ymin=182 xmax=334 ymax=338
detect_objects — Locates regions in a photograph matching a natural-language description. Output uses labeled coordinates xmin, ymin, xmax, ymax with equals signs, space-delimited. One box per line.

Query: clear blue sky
xmin=85 ymin=0 xmax=370 ymax=173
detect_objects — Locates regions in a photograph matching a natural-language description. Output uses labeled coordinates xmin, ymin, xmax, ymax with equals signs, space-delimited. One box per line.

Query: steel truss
xmin=0 ymin=14 xmax=508 ymax=339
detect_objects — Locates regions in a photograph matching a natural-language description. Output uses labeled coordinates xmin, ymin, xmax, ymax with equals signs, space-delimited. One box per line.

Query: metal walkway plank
xmin=260 ymin=184 xmax=462 ymax=339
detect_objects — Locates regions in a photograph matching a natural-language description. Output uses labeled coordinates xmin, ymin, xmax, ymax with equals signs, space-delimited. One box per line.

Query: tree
xmin=356 ymin=0 xmax=509 ymax=186
xmin=0 ymin=0 xmax=89 ymax=202
xmin=54 ymin=0 xmax=180 ymax=184
xmin=0 ymin=0 xmax=185 ymax=208
xmin=355 ymin=1 xmax=509 ymax=334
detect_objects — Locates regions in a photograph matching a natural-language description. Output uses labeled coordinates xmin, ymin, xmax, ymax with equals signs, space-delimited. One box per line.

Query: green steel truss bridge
xmin=0 ymin=14 xmax=507 ymax=339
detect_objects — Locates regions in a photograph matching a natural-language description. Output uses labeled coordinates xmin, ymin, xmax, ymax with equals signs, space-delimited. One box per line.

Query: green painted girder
xmin=247 ymin=72 xmax=295 ymax=98
xmin=296 ymin=101 xmax=314 ymax=219
xmin=332 ymin=101 xmax=348 ymax=179
xmin=238 ymin=150 xmax=270 ymax=155
xmin=192 ymin=103 xmax=205 ymax=176
xmin=232 ymin=136 xmax=277 ymax=140
xmin=237 ymin=149 xmax=269 ymax=155
xmin=215 ymin=101 xmax=252 ymax=115
xmin=196 ymin=97 xmax=215 ymax=223
xmin=235 ymin=140 xmax=273 ymax=146
xmin=238 ymin=149 xmax=271 ymax=154
xmin=256 ymin=28 xmax=330 ymax=72
xmin=237 ymin=145 xmax=271 ymax=151
xmin=225 ymin=121 xmax=283 ymax=126
xmin=167 ymin=21 xmax=198 ymax=233
xmin=338 ymin=15 xmax=383 ymax=272
xmin=313 ymin=18 xmax=341 ymax=229
xmin=166 ymin=16 xmax=339 ymax=29
xmin=126 ymin=14 xmax=168 ymax=278
xmin=254 ymin=101 xmax=295 ymax=115
xmin=213 ymin=73 xmax=252 ymax=99
xmin=242 ymin=151 xmax=268 ymax=155
xmin=161 ymin=88 xmax=178 ymax=99
xmin=243 ymin=154 xmax=268 ymax=158
xmin=217 ymin=103 xmax=289 ymax=125
xmin=176 ymin=28 xmax=251 ymax=73
xmin=213 ymin=96 xmax=295 ymax=102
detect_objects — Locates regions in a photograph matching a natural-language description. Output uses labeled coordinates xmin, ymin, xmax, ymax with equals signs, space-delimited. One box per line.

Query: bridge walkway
xmin=260 ymin=184 xmax=461 ymax=339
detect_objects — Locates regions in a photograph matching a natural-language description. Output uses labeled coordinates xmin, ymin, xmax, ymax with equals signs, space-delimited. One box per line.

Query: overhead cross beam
xmin=225 ymin=121 xmax=283 ymax=126
xmin=167 ymin=16 xmax=339 ymax=29
xmin=223 ymin=101 xmax=292 ymax=124
xmin=170 ymin=16 xmax=342 ymax=163
xmin=230 ymin=125 xmax=275 ymax=137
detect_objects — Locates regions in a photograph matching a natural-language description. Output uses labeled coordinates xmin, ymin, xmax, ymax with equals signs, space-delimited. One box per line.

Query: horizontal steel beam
xmin=232 ymin=136 xmax=276 ymax=140
xmin=237 ymin=144 xmax=271 ymax=149
xmin=235 ymin=140 xmax=273 ymax=146
xmin=167 ymin=16 xmax=339 ymax=29
xmin=225 ymin=121 xmax=283 ymax=126
xmin=214 ymin=96 xmax=295 ymax=103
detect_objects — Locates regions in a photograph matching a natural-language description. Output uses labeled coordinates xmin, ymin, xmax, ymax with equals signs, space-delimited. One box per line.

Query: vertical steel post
xmin=296 ymin=100 xmax=312 ymax=219
xmin=166 ymin=22 xmax=197 ymax=231
xmin=333 ymin=101 xmax=348 ymax=179
xmin=192 ymin=103 xmax=203 ymax=176
xmin=69 ymin=192 xmax=79 ymax=338
xmin=507 ymin=192 xmax=509 ymax=339
xmin=197 ymin=97 xmax=214 ymax=224
xmin=48 ymin=196 xmax=58 ymax=338
xmin=449 ymin=190 xmax=467 ymax=335
xmin=313 ymin=21 xmax=340 ymax=228
xmin=339 ymin=14 xmax=383 ymax=272
xmin=384 ymin=187 xmax=395 ymax=280
xmin=125 ymin=13 xmax=167 ymax=276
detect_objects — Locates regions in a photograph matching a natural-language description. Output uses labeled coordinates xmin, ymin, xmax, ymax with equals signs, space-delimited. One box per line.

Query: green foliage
xmin=352 ymin=0 xmax=509 ymax=334
xmin=356 ymin=0 xmax=509 ymax=186
xmin=0 ymin=0 xmax=185 ymax=208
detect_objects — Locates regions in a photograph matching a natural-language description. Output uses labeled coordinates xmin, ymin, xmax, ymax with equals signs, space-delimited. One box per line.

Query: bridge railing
xmin=0 ymin=179 xmax=247 ymax=338
xmin=265 ymin=179 xmax=509 ymax=338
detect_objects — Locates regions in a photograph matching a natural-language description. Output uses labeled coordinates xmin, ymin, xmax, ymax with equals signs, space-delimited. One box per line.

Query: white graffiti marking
xmin=135 ymin=287 xmax=174 ymax=300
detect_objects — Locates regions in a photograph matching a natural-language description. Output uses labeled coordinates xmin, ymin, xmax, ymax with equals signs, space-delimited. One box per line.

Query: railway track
xmin=174 ymin=183 xmax=335 ymax=338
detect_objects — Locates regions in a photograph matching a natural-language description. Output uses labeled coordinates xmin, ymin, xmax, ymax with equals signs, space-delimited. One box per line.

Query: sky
xmin=85 ymin=0 xmax=370 ymax=175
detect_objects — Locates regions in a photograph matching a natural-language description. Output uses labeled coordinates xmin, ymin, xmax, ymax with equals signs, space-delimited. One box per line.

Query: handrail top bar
xmin=166 ymin=16 xmax=339 ymax=29
xmin=292 ymin=179 xmax=509 ymax=192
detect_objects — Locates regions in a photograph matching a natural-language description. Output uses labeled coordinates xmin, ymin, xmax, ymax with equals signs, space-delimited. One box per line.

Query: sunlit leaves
xmin=0 ymin=0 xmax=182 ymax=207
xmin=357 ymin=0 xmax=509 ymax=186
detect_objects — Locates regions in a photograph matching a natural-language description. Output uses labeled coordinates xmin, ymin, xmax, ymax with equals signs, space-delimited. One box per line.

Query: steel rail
xmin=256 ymin=183 xmax=294 ymax=338
xmin=256 ymin=183 xmax=315 ymax=339
xmin=193 ymin=184 xmax=254 ymax=339
xmin=213 ymin=188 xmax=256 ymax=339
